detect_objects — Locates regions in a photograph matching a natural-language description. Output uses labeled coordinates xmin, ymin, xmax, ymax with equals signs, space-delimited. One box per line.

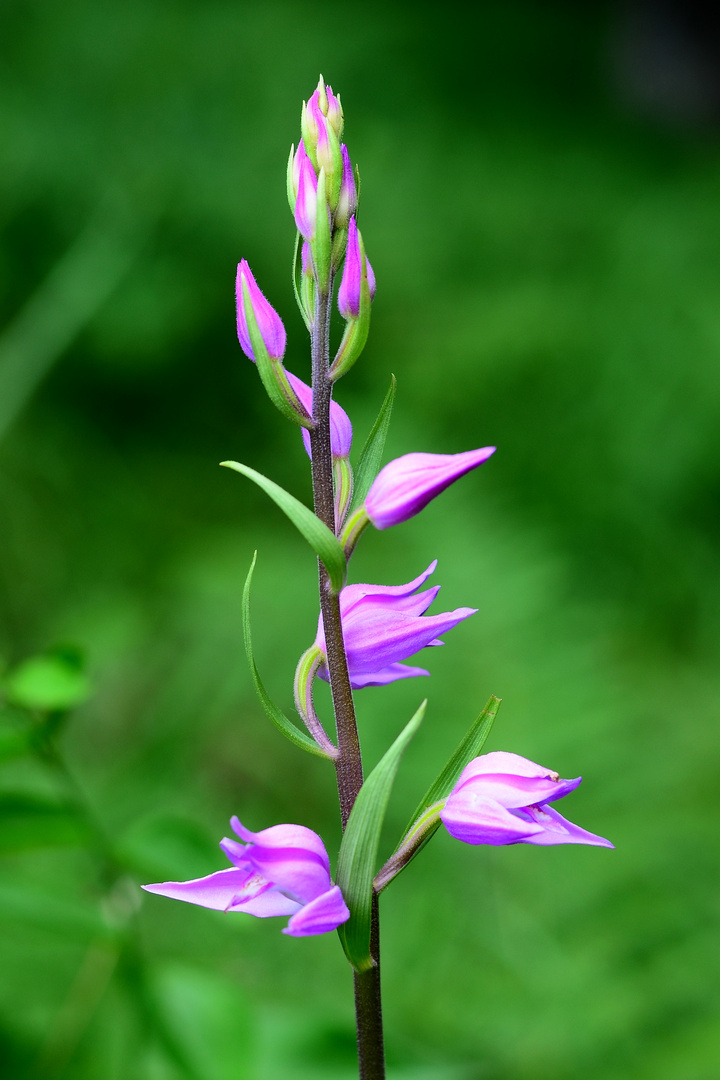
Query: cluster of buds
xmin=286 ymin=77 xmax=374 ymax=376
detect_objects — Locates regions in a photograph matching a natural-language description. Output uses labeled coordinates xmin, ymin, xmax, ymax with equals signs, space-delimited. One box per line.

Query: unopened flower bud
xmin=236 ymin=259 xmax=286 ymax=361
xmin=338 ymin=217 xmax=373 ymax=319
xmin=364 ymin=449 xmax=496 ymax=529
xmin=294 ymin=147 xmax=318 ymax=241
xmin=284 ymin=370 xmax=352 ymax=459
xmin=335 ymin=145 xmax=357 ymax=229
xmin=325 ymin=86 xmax=343 ymax=140
xmin=300 ymin=99 xmax=320 ymax=167
xmin=315 ymin=112 xmax=342 ymax=210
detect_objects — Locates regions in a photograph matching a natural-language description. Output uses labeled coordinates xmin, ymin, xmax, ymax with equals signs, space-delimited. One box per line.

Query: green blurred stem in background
xmin=0 ymin=200 xmax=147 ymax=443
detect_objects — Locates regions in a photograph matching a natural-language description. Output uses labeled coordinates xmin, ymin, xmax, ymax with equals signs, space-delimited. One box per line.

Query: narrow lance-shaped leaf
xmin=401 ymin=694 xmax=501 ymax=854
xmin=291 ymin=230 xmax=311 ymax=331
xmin=242 ymin=553 xmax=332 ymax=759
xmin=350 ymin=375 xmax=396 ymax=511
xmin=221 ymin=462 xmax=346 ymax=593
xmin=336 ymin=700 xmax=425 ymax=971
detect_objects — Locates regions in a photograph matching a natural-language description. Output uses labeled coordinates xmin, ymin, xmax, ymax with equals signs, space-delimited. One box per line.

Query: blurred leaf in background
xmin=1 ymin=1 xmax=720 ymax=1077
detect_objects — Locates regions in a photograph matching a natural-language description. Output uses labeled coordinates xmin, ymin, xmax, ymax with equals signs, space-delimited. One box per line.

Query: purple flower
xmin=294 ymin=144 xmax=318 ymax=241
xmin=284 ymin=371 xmax=352 ymax=459
xmin=142 ymin=817 xmax=350 ymax=937
xmin=335 ymin=145 xmax=357 ymax=228
xmin=314 ymin=561 xmax=477 ymax=688
xmin=338 ymin=217 xmax=375 ymax=319
xmin=364 ymin=448 xmax=496 ymax=529
xmin=236 ymin=259 xmax=286 ymax=362
xmin=440 ymin=752 xmax=614 ymax=848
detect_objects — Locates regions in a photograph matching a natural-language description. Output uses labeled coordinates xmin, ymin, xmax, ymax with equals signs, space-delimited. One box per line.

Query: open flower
xmin=142 ymin=817 xmax=350 ymax=937
xmin=440 ymin=752 xmax=613 ymax=847
xmin=364 ymin=448 xmax=496 ymax=529
xmin=314 ymin=561 xmax=476 ymax=688
xmin=236 ymin=260 xmax=286 ymax=361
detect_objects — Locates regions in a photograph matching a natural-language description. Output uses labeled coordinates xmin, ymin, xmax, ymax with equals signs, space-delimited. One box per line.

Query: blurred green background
xmin=1 ymin=1 xmax=719 ymax=1077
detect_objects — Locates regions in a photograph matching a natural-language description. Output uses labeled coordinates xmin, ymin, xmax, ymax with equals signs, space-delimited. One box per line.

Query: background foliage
xmin=1 ymin=2 xmax=719 ymax=1077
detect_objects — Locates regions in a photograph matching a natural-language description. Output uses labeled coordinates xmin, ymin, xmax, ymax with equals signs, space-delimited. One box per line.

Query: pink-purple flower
xmin=142 ymin=817 xmax=350 ymax=937
xmin=284 ymin=370 xmax=352 ymax=459
xmin=335 ymin=145 xmax=357 ymax=228
xmin=440 ymin=752 xmax=613 ymax=848
xmin=314 ymin=561 xmax=476 ymax=688
xmin=364 ymin=448 xmax=496 ymax=529
xmin=338 ymin=217 xmax=375 ymax=319
xmin=236 ymin=260 xmax=286 ymax=361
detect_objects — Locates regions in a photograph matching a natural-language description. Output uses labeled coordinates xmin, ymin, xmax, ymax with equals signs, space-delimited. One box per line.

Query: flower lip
xmin=364 ymin=448 xmax=496 ymax=530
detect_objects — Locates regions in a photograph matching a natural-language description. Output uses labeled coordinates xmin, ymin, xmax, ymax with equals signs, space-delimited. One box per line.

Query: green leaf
xmin=351 ymin=375 xmax=396 ymax=510
xmin=4 ymin=647 xmax=91 ymax=711
xmin=221 ymin=461 xmax=346 ymax=593
xmin=292 ymin=229 xmax=312 ymax=331
xmin=400 ymin=694 xmax=501 ymax=850
xmin=336 ymin=700 xmax=425 ymax=971
xmin=242 ymin=553 xmax=331 ymax=759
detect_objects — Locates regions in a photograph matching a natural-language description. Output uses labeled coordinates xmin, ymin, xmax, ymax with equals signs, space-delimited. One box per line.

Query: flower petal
xmin=346 ymin=662 xmax=431 ymax=688
xmin=452 ymin=771 xmax=582 ymax=810
xmin=282 ymin=885 xmax=350 ymax=937
xmin=334 ymin=561 xmax=438 ymax=619
xmin=512 ymin=804 xmax=614 ymax=848
xmin=340 ymin=606 xmax=477 ymax=675
xmin=230 ymin=818 xmax=330 ymax=869
xmin=455 ymin=751 xmax=560 ymax=784
xmin=141 ymin=867 xmax=300 ymax=917
xmin=365 ymin=449 xmax=496 ymax=529
xmin=229 ymin=818 xmax=332 ymax=904
xmin=441 ymin=793 xmax=545 ymax=845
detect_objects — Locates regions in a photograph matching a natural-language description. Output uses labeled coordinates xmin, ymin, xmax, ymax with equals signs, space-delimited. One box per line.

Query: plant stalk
xmin=353 ymin=894 xmax=385 ymax=1079
xmin=308 ymin=279 xmax=385 ymax=1079
xmin=308 ymin=284 xmax=364 ymax=828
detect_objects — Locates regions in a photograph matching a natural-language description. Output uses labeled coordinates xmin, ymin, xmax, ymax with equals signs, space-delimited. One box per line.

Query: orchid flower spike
xmin=313 ymin=561 xmax=476 ymax=688
xmin=236 ymin=260 xmax=286 ymax=362
xmin=284 ymin=371 xmax=352 ymax=459
xmin=364 ymin=448 xmax=496 ymax=529
xmin=142 ymin=817 xmax=350 ymax=937
xmin=440 ymin=752 xmax=614 ymax=848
